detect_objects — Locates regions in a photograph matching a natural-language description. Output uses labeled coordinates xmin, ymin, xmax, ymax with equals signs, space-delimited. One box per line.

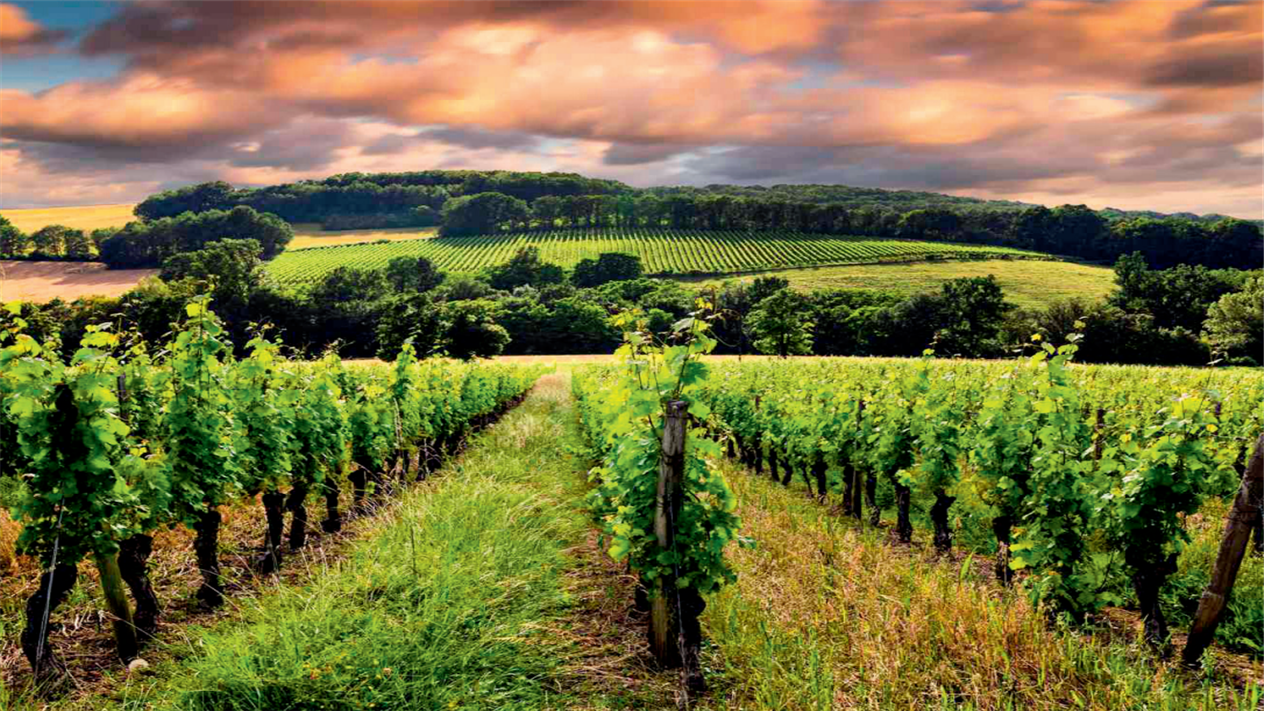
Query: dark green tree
xmin=0 ymin=215 xmax=28 ymax=257
xmin=160 ymin=239 xmax=267 ymax=306
xmin=375 ymin=292 xmax=447 ymax=359
xmin=309 ymin=266 xmax=390 ymax=305
xmin=486 ymin=247 xmax=564 ymax=291
xmin=1202 ymin=275 xmax=1263 ymax=365
xmin=440 ymin=299 xmax=510 ymax=359
xmin=30 ymin=224 xmax=72 ymax=257
xmin=748 ymin=275 xmax=790 ymax=305
xmin=63 ymin=229 xmax=94 ymax=260
xmin=572 ymin=252 xmax=643 ymax=287
xmin=439 ymin=192 xmax=530 ymax=237
xmin=933 ymin=276 xmax=1012 ymax=357
xmin=384 ymin=256 xmax=444 ymax=293
xmin=748 ymin=290 xmax=814 ymax=357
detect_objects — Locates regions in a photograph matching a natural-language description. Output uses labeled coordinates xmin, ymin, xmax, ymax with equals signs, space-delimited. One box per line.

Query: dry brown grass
xmin=0 ymin=510 xmax=19 ymax=575
xmin=548 ymin=529 xmax=687 ymax=710
xmin=699 ymin=458 xmax=1262 ymax=711
xmin=0 ymin=261 xmax=156 ymax=303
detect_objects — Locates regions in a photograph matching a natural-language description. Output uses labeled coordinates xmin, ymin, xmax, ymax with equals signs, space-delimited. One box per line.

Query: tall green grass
xmin=104 ymin=376 xmax=590 ymax=711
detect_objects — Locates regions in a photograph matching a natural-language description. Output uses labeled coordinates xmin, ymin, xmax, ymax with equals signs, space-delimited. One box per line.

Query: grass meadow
xmin=681 ymin=259 xmax=1117 ymax=309
xmin=287 ymin=224 xmax=439 ymax=249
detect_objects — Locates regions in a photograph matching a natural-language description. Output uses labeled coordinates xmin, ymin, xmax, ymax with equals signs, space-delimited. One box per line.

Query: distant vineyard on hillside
xmin=266 ymin=228 xmax=1046 ymax=284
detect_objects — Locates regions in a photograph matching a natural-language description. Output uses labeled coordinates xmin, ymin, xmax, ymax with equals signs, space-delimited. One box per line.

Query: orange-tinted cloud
xmin=0 ymin=3 xmax=68 ymax=55
xmin=1 ymin=0 xmax=1261 ymax=217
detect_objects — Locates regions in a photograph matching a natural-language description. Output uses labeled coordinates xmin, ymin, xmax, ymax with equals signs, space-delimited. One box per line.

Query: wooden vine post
xmin=853 ymin=399 xmax=866 ymax=522
xmin=1183 ymin=432 xmax=1264 ymax=667
xmin=650 ymin=400 xmax=705 ymax=692
xmin=93 ymin=551 xmax=138 ymax=661
xmin=99 ymin=379 xmax=140 ymax=654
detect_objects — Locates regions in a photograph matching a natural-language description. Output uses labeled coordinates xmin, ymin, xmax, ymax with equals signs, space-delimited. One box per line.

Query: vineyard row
xmin=0 ymin=299 xmax=546 ymax=686
xmin=694 ymin=348 xmax=1261 ymax=661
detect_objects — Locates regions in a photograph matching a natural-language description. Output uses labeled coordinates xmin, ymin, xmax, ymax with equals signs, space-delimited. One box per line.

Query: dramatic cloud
xmin=0 ymin=0 xmax=1260 ymax=217
xmin=0 ymin=3 xmax=68 ymax=55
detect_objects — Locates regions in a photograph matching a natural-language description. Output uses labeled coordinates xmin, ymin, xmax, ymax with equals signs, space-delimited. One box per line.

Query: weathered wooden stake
xmin=752 ymin=397 xmax=763 ymax=476
xmin=93 ymin=551 xmax=138 ymax=662
xmin=651 ymin=401 xmax=686 ymax=666
xmin=1183 ymin=432 xmax=1264 ymax=667
xmin=850 ymin=464 xmax=864 ymax=521
xmin=649 ymin=401 xmax=705 ymax=692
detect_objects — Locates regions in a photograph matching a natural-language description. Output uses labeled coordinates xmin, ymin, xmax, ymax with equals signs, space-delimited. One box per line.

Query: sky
xmin=0 ymin=0 xmax=1261 ymax=218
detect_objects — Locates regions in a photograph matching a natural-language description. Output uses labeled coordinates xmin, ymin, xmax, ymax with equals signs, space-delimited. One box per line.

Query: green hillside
xmin=267 ymin=228 xmax=1044 ymax=285
xmin=681 ymin=260 xmax=1116 ymax=309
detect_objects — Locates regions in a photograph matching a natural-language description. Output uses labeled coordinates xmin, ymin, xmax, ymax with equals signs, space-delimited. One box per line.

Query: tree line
xmin=132 ymin=171 xmax=625 ymax=224
xmin=0 ymin=218 xmax=106 ymax=262
xmin=11 ymin=230 xmax=1260 ymax=369
xmin=0 ymin=208 xmax=293 ymax=269
xmin=5 ymin=169 xmax=1258 ymax=271
xmin=437 ymin=192 xmax=1260 ymax=269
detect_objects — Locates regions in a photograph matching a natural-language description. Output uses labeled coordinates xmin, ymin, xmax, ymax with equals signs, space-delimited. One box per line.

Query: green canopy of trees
xmin=99 ymin=206 xmax=293 ymax=269
xmin=749 ymin=289 xmax=814 ymax=357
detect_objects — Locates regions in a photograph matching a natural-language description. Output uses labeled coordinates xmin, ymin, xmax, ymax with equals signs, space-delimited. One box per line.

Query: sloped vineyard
xmin=267 ymin=228 xmax=1046 ymax=285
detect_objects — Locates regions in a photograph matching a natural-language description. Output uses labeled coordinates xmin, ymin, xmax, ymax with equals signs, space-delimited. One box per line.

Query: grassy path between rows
xmin=48 ymin=374 xmax=625 ymax=711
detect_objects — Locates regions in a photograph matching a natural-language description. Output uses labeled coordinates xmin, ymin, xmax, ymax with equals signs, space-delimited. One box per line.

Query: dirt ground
xmin=0 ymin=261 xmax=155 ymax=303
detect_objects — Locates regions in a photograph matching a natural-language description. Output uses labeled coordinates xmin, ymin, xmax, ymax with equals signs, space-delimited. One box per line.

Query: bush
xmin=571 ymin=252 xmax=643 ymax=287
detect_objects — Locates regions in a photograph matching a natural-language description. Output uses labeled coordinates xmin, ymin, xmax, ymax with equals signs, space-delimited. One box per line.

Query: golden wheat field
xmin=2 ymin=203 xmax=137 ymax=233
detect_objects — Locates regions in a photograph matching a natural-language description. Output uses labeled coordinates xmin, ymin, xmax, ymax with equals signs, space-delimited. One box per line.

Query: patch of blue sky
xmin=4 ymin=2 xmax=125 ymax=92
xmin=1 ymin=54 xmax=124 ymax=92
xmin=13 ymin=1 xmax=118 ymax=31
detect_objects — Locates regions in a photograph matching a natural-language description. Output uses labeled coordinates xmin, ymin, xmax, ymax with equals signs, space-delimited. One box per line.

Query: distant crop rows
xmin=266 ymin=228 xmax=1046 ymax=285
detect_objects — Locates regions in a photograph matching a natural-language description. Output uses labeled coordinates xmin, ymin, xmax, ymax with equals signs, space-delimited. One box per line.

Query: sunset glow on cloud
xmin=1 ymin=0 xmax=1260 ymax=217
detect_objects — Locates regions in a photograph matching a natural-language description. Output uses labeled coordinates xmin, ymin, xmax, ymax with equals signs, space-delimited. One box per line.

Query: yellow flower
xmin=1031 ymin=334 xmax=1042 ymax=342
